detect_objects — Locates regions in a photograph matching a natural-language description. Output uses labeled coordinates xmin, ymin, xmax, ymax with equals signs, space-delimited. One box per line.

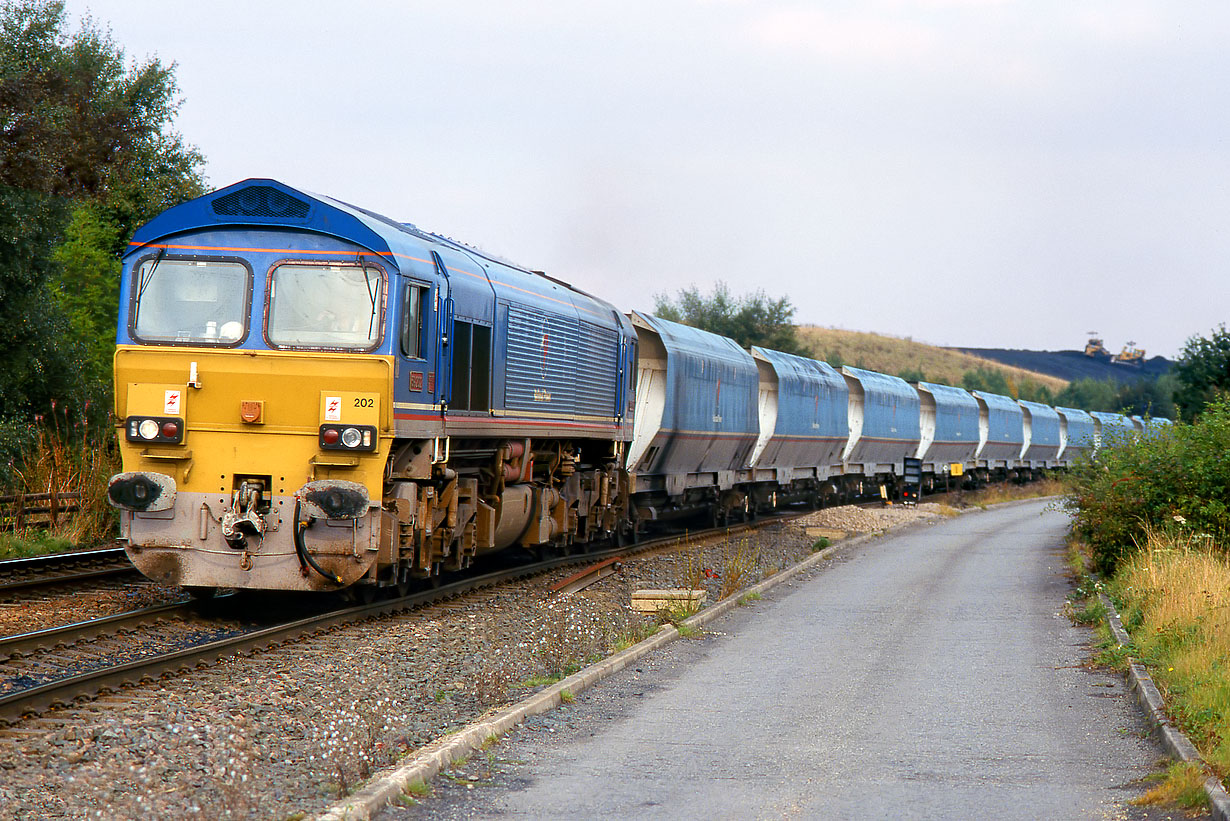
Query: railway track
xmin=0 ymin=547 xmax=137 ymax=596
xmin=0 ymin=513 xmax=789 ymax=727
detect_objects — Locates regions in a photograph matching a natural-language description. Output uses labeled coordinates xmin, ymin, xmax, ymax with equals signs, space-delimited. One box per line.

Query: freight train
xmin=106 ymin=180 xmax=1165 ymax=594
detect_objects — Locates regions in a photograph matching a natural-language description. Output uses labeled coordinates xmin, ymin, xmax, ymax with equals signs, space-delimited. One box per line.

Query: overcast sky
xmin=67 ymin=0 xmax=1229 ymax=357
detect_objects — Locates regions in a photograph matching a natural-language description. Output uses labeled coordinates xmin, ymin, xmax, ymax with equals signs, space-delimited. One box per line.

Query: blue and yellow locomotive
xmin=108 ymin=180 xmax=635 ymax=592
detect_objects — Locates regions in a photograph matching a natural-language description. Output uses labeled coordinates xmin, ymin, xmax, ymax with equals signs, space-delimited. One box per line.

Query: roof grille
xmin=212 ymin=186 xmax=310 ymax=219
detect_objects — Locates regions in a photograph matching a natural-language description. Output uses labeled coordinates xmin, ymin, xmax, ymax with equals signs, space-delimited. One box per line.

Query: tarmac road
xmin=387 ymin=499 xmax=1205 ymax=820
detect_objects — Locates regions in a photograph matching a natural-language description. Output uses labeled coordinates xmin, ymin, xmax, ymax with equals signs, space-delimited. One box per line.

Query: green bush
xmin=1063 ymin=400 xmax=1230 ymax=573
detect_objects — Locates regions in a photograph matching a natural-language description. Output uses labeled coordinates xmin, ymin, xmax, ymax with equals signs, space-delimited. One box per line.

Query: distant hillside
xmin=797 ymin=327 xmax=1068 ymax=392
xmin=954 ymin=348 xmax=1172 ymax=384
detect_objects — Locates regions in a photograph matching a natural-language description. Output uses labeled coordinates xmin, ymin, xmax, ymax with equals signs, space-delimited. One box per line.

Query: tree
xmin=654 ymin=282 xmax=806 ymax=355
xmin=0 ymin=0 xmax=204 ymax=432
xmin=960 ymin=367 xmax=1011 ymax=396
xmin=1173 ymin=325 xmax=1230 ymax=420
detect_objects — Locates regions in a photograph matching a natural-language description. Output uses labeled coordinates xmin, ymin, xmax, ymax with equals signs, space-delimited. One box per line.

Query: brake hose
xmin=293 ymin=499 xmax=344 ymax=585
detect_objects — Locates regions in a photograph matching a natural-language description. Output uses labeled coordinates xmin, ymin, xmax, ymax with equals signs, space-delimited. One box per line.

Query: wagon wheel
xmin=616 ymin=518 xmax=641 ymax=546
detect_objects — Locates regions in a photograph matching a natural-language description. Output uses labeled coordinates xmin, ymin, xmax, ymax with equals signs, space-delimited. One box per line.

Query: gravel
xmin=794 ymin=501 xmax=950 ymax=533
xmin=0 ymin=505 xmax=935 ymax=820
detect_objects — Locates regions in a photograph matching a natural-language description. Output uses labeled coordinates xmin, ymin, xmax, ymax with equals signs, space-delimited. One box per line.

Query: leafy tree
xmin=1173 ymin=325 xmax=1230 ymax=420
xmin=0 ymin=0 xmax=204 ymax=434
xmin=1053 ymin=375 xmax=1177 ymax=419
xmin=1115 ymin=373 xmax=1177 ymax=420
xmin=897 ymin=367 xmax=926 ymax=383
xmin=960 ymin=367 xmax=1012 ymax=396
xmin=654 ymin=282 xmax=806 ymax=355
xmin=1053 ymin=377 xmax=1118 ymax=412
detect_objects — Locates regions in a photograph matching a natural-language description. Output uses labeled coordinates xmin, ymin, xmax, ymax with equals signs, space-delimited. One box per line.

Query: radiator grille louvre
xmin=505 ymin=307 xmax=619 ymax=419
xmin=576 ymin=321 xmax=619 ymax=417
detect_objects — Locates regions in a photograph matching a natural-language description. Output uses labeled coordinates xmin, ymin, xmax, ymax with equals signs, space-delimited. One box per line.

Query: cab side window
xmin=400 ymin=283 xmax=429 ymax=359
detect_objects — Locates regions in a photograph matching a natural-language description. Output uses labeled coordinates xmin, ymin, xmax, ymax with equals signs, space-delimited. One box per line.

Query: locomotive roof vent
xmin=212 ymin=185 xmax=311 ymax=220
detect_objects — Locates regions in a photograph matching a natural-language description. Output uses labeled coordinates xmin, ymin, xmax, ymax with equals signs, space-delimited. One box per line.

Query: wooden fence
xmin=0 ymin=491 xmax=81 ymax=530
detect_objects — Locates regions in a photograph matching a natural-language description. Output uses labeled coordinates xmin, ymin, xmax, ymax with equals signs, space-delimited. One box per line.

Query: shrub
xmin=1063 ymin=399 xmax=1230 ymax=572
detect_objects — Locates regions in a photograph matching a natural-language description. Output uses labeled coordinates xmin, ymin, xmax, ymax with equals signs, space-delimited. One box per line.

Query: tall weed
xmin=1112 ymin=527 xmax=1230 ymax=776
xmin=2 ymin=401 xmax=118 ymax=548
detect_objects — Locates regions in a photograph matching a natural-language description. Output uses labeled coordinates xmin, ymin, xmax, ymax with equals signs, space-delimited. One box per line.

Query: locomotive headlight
xmin=138 ymin=419 xmax=160 ymax=440
xmin=341 ymin=427 xmax=362 ymax=448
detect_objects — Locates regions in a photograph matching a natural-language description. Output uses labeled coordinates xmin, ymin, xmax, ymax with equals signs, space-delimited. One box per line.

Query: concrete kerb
xmin=1098 ymin=592 xmax=1230 ymax=821
xmin=314 ymin=525 xmax=890 ymax=820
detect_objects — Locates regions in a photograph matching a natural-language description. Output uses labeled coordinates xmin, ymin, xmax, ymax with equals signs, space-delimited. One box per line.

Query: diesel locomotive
xmin=107 ymin=179 xmax=1163 ymax=594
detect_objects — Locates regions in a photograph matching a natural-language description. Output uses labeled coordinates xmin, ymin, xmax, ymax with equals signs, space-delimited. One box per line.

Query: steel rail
xmin=0 ymin=599 xmax=199 ymax=657
xmin=0 ymin=512 xmax=800 ymax=726
xmin=0 ymin=547 xmax=137 ymax=595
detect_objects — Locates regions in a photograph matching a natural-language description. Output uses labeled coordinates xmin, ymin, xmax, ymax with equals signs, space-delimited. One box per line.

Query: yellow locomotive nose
xmin=113 ymin=347 xmax=392 ymax=591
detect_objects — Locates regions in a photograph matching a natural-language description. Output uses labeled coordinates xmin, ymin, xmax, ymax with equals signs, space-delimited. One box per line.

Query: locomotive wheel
xmin=185 ymin=586 xmax=216 ymax=600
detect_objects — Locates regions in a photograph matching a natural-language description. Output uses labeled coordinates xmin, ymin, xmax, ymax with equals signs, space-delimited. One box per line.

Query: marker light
xmin=318 ymin=424 xmax=377 ymax=452
xmin=125 ymin=416 xmax=185 ymax=445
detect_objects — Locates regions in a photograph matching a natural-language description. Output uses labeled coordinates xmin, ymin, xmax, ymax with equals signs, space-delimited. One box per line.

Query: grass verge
xmin=0 ymin=530 xmax=78 ymax=560
xmin=1109 ymin=527 xmax=1230 ymax=778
